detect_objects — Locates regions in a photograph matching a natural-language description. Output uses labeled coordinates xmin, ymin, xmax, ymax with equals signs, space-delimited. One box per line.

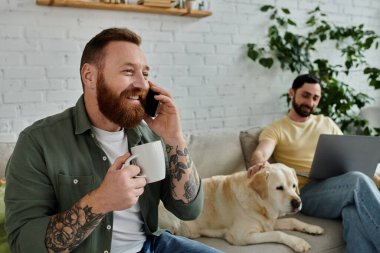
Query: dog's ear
xmin=250 ymin=170 xmax=269 ymax=199
xmin=290 ymin=168 xmax=300 ymax=194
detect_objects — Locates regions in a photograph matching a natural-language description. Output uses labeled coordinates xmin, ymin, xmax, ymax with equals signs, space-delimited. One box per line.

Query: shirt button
xmin=73 ymin=179 xmax=78 ymax=184
xmin=106 ymin=225 xmax=111 ymax=230
xmin=102 ymin=156 xmax=107 ymax=161
xmin=104 ymin=251 xmax=109 ymax=253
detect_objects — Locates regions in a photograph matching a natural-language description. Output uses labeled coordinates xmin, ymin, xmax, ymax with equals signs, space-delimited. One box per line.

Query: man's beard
xmin=292 ymin=98 xmax=314 ymax=118
xmin=96 ymin=73 xmax=146 ymax=129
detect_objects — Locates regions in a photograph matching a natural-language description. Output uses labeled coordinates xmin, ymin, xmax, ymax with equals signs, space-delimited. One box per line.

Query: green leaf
xmin=276 ymin=17 xmax=286 ymax=26
xmin=364 ymin=37 xmax=374 ymax=49
xmin=306 ymin=16 xmax=316 ymax=26
xmin=375 ymin=81 xmax=380 ymax=89
xmin=363 ymin=67 xmax=371 ymax=74
xmin=319 ymin=33 xmax=327 ymax=41
xmin=287 ymin=19 xmax=297 ymax=26
xmin=247 ymin=48 xmax=259 ymax=61
xmin=284 ymin=32 xmax=294 ymax=43
xmin=345 ymin=60 xmax=353 ymax=70
xmin=260 ymin=5 xmax=274 ymax=12
xmin=281 ymin=8 xmax=290 ymax=14
xmin=259 ymin=58 xmax=274 ymax=68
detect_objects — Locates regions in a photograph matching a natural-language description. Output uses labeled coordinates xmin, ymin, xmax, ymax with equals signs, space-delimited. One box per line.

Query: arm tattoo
xmin=45 ymin=201 xmax=104 ymax=252
xmin=166 ymin=144 xmax=200 ymax=202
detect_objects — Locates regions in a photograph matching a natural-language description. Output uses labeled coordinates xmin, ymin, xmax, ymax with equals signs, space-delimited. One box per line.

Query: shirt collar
xmin=74 ymin=95 xmax=92 ymax=135
xmin=126 ymin=127 xmax=143 ymax=148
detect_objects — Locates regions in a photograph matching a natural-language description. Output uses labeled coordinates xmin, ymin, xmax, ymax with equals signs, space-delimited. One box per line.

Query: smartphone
xmin=144 ymin=89 xmax=160 ymax=117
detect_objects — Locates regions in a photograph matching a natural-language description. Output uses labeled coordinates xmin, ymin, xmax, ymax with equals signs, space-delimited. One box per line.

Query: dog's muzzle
xmin=291 ymin=199 xmax=302 ymax=211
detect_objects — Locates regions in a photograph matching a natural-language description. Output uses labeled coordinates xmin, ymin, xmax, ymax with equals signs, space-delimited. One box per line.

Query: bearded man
xmin=248 ymin=74 xmax=380 ymax=253
xmin=5 ymin=28 xmax=222 ymax=253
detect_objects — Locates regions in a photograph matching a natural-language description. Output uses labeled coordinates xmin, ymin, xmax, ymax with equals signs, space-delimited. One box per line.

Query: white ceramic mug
xmin=124 ymin=140 xmax=166 ymax=183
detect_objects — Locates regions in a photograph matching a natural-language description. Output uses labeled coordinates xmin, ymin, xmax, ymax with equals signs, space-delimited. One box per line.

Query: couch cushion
xmin=195 ymin=213 xmax=344 ymax=253
xmin=186 ymin=132 xmax=246 ymax=178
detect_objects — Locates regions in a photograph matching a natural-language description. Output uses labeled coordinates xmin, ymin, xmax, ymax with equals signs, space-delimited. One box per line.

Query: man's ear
xmin=289 ymin=88 xmax=294 ymax=99
xmin=81 ymin=63 xmax=97 ymax=90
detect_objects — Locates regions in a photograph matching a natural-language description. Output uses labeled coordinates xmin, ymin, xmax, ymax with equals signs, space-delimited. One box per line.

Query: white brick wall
xmin=0 ymin=0 xmax=380 ymax=141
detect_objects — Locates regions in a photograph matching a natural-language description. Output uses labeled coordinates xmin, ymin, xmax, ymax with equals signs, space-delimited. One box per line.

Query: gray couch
xmin=185 ymin=127 xmax=345 ymax=253
xmin=0 ymin=127 xmax=346 ymax=252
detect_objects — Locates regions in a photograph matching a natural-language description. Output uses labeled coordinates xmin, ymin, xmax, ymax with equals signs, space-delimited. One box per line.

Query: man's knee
xmin=344 ymin=171 xmax=372 ymax=186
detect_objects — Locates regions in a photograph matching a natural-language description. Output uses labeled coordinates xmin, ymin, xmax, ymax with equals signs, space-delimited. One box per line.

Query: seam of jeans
xmin=355 ymin=189 xmax=379 ymax=230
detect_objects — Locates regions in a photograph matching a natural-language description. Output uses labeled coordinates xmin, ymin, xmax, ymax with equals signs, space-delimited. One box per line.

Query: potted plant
xmin=247 ymin=5 xmax=380 ymax=135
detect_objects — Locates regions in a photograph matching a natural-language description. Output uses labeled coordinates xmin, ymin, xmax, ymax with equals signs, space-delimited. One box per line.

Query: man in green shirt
xmin=5 ymin=28 xmax=221 ymax=253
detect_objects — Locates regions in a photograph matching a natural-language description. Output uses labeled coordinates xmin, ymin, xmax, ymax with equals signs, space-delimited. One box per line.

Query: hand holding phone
xmin=144 ymin=89 xmax=160 ymax=117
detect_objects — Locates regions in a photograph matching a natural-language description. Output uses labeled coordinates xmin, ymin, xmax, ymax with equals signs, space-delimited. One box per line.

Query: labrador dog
xmin=159 ymin=163 xmax=324 ymax=252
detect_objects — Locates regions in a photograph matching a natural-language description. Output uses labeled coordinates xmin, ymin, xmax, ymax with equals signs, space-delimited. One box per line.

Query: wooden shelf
xmin=36 ymin=0 xmax=212 ymax=17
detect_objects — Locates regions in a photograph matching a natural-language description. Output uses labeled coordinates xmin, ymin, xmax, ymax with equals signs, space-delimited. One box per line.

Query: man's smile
xmin=128 ymin=95 xmax=140 ymax=100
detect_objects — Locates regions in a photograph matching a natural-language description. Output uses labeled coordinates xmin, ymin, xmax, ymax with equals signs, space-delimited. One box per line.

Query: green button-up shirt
xmin=5 ymin=95 xmax=203 ymax=253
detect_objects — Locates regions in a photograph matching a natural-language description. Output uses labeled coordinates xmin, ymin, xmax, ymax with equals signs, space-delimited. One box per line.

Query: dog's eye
xmin=276 ymin=186 xmax=284 ymax=191
xmin=293 ymin=184 xmax=296 ymax=188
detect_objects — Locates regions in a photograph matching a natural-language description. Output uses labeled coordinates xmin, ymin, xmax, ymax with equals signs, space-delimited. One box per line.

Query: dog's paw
xmin=304 ymin=224 xmax=324 ymax=235
xmin=291 ymin=238 xmax=311 ymax=252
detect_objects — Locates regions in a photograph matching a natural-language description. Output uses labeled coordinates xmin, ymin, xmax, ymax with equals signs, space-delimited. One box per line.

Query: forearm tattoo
xmin=166 ymin=144 xmax=200 ymax=203
xmin=45 ymin=201 xmax=104 ymax=252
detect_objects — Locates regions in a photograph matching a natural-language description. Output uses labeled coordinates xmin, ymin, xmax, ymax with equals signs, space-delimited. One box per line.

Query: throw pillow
xmin=239 ymin=127 xmax=263 ymax=169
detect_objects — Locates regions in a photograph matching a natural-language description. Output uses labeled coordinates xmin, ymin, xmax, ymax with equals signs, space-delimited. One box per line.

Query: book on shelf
xmin=138 ymin=0 xmax=179 ymax=8
xmin=142 ymin=0 xmax=173 ymax=3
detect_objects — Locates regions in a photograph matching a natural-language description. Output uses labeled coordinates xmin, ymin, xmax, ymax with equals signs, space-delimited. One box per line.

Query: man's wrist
xmin=82 ymin=188 xmax=108 ymax=215
xmin=163 ymin=134 xmax=186 ymax=147
xmin=250 ymin=160 xmax=265 ymax=167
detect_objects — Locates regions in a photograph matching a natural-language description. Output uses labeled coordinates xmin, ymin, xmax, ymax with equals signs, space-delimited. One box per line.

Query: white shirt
xmin=92 ymin=126 xmax=146 ymax=253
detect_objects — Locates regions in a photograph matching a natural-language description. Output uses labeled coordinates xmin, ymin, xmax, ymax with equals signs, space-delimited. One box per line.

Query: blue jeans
xmin=139 ymin=231 xmax=223 ymax=253
xmin=300 ymin=171 xmax=380 ymax=253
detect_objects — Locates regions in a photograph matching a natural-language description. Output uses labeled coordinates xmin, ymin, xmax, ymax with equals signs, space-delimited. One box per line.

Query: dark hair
xmin=291 ymin=74 xmax=321 ymax=90
xmin=80 ymin=27 xmax=141 ymax=71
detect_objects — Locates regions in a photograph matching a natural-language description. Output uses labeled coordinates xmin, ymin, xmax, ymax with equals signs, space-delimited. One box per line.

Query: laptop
xmin=309 ymin=134 xmax=380 ymax=180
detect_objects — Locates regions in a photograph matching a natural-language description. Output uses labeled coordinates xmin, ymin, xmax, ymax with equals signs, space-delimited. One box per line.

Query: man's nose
xmin=306 ymin=98 xmax=314 ymax=107
xmin=132 ymin=73 xmax=149 ymax=90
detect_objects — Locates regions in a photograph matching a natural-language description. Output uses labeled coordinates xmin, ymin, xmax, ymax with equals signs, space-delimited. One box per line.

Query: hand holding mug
xmin=93 ymin=153 xmax=147 ymax=213
xmin=123 ymin=140 xmax=166 ymax=184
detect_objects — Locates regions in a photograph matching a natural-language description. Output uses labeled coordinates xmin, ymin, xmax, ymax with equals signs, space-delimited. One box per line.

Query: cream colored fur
xmin=159 ymin=163 xmax=324 ymax=252
xmin=374 ymin=174 xmax=380 ymax=188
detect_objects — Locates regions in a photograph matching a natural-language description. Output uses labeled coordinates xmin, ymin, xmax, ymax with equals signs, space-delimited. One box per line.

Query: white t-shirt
xmin=92 ymin=126 xmax=146 ymax=253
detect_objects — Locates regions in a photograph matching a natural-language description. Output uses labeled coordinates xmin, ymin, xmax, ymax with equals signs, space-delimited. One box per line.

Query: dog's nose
xmin=291 ymin=199 xmax=301 ymax=210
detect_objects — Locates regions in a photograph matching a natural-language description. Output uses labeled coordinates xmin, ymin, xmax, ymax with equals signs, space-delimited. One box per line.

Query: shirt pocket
xmin=57 ymin=174 xmax=96 ymax=210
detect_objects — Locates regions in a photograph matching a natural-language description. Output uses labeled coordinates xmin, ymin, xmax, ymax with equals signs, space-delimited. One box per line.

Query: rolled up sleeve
xmin=161 ymin=178 xmax=204 ymax=221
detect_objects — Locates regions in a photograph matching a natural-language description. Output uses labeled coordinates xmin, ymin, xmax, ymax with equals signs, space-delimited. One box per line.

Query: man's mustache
xmin=301 ymin=105 xmax=313 ymax=110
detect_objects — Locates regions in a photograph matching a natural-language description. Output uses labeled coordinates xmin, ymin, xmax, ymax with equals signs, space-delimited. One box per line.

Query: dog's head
xmin=249 ymin=163 xmax=301 ymax=215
